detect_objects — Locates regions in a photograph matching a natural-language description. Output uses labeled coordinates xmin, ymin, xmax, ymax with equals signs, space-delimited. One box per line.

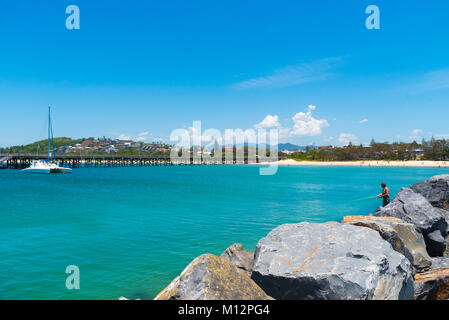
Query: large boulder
xmin=343 ymin=215 xmax=432 ymax=272
xmin=251 ymin=222 xmax=414 ymax=300
xmin=220 ymin=243 xmax=254 ymax=276
xmin=411 ymin=175 xmax=449 ymax=211
xmin=375 ymin=188 xmax=448 ymax=257
xmin=154 ymin=254 xmax=272 ymax=300
xmin=414 ymin=264 xmax=449 ymax=300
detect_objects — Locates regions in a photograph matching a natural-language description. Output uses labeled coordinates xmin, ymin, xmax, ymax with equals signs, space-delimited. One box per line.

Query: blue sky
xmin=1 ymin=0 xmax=449 ymax=147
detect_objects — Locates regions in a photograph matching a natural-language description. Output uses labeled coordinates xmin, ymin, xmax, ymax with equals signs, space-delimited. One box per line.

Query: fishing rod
xmin=352 ymin=195 xmax=379 ymax=202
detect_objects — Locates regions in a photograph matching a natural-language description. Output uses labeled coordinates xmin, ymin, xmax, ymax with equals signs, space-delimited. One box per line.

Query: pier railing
xmin=0 ymin=153 xmax=284 ymax=169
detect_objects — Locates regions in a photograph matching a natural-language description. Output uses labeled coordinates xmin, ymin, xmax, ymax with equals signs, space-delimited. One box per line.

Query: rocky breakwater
xmin=155 ymin=174 xmax=449 ymax=300
xmin=411 ymin=174 xmax=449 ymax=257
xmin=375 ymin=188 xmax=448 ymax=256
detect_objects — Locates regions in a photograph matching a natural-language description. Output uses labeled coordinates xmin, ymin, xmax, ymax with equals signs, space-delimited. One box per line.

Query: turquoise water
xmin=0 ymin=165 xmax=448 ymax=300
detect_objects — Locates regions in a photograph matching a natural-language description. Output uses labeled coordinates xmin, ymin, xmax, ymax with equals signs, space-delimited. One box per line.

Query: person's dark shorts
xmin=383 ymin=196 xmax=390 ymax=207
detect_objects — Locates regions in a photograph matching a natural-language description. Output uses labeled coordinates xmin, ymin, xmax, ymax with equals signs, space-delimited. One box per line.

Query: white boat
xmin=23 ymin=160 xmax=72 ymax=174
xmin=22 ymin=107 xmax=72 ymax=174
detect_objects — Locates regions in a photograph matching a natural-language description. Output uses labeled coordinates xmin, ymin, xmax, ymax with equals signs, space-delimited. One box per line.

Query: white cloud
xmin=254 ymin=106 xmax=329 ymax=139
xmin=338 ymin=133 xmax=358 ymax=145
xmin=255 ymin=115 xmax=281 ymax=129
xmin=118 ymin=131 xmax=151 ymax=142
xmin=291 ymin=110 xmax=329 ymax=136
xmin=360 ymin=118 xmax=368 ymax=124
xmin=118 ymin=134 xmax=131 ymax=141
xmin=135 ymin=131 xmax=150 ymax=141
xmin=233 ymin=57 xmax=341 ymax=89
xmin=174 ymin=106 xmax=329 ymax=148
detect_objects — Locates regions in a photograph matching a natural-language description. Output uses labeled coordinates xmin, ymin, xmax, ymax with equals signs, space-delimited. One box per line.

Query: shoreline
xmin=257 ymin=159 xmax=449 ymax=168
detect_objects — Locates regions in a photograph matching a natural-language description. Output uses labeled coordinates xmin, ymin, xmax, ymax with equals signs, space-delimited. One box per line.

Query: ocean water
xmin=0 ymin=165 xmax=447 ymax=300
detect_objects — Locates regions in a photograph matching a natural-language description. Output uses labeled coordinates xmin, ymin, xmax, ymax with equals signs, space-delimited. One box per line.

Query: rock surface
xmin=431 ymin=257 xmax=449 ymax=268
xmin=343 ymin=215 xmax=432 ymax=272
xmin=446 ymin=239 xmax=449 ymax=257
xmin=220 ymin=243 xmax=254 ymax=276
xmin=414 ymin=266 xmax=449 ymax=300
xmin=251 ymin=222 xmax=414 ymax=300
xmin=411 ymin=174 xmax=449 ymax=211
xmin=441 ymin=210 xmax=449 ymax=257
xmin=375 ymin=188 xmax=448 ymax=257
xmin=155 ymin=254 xmax=272 ymax=300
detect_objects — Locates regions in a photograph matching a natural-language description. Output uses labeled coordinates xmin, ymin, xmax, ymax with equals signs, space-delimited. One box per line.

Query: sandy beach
xmin=259 ymin=159 xmax=449 ymax=168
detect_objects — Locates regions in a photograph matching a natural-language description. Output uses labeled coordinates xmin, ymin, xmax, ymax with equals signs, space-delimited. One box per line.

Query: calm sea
xmin=0 ymin=165 xmax=447 ymax=299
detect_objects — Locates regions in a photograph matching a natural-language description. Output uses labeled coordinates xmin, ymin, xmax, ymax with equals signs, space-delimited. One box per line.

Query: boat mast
xmin=48 ymin=107 xmax=56 ymax=162
xmin=48 ymin=107 xmax=51 ymax=161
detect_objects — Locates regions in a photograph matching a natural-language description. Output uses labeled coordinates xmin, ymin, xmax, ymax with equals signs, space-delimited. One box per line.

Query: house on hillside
xmin=81 ymin=139 xmax=101 ymax=149
xmin=141 ymin=144 xmax=158 ymax=152
xmin=100 ymin=146 xmax=117 ymax=154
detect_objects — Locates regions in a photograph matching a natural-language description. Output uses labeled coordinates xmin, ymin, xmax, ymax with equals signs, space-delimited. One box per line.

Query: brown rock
xmin=220 ymin=243 xmax=254 ymax=276
xmin=154 ymin=254 xmax=272 ymax=300
xmin=342 ymin=215 xmax=402 ymax=223
xmin=414 ymin=267 xmax=449 ymax=300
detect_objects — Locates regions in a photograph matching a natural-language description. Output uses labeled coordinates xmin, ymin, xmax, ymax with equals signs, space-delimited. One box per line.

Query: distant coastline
xmin=258 ymin=159 xmax=449 ymax=168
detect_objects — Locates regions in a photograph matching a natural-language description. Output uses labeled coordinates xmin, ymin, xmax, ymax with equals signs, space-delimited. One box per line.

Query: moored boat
xmin=22 ymin=107 xmax=72 ymax=174
xmin=22 ymin=160 xmax=72 ymax=174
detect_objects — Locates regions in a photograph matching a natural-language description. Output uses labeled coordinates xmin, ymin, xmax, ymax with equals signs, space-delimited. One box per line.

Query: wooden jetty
xmin=0 ymin=154 xmax=280 ymax=169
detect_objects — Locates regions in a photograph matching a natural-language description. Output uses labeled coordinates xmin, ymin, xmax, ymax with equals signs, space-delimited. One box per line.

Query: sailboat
xmin=22 ymin=107 xmax=72 ymax=174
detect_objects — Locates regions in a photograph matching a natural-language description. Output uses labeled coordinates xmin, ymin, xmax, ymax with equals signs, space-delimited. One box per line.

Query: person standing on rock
xmin=377 ymin=182 xmax=390 ymax=206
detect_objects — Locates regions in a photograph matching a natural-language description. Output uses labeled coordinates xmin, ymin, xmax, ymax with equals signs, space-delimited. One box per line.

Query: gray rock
xmin=431 ymin=257 xmax=449 ymax=268
xmin=446 ymin=238 xmax=449 ymax=258
xmin=220 ymin=243 xmax=254 ymax=276
xmin=411 ymin=174 xmax=449 ymax=211
xmin=441 ymin=210 xmax=449 ymax=257
xmin=251 ymin=222 xmax=414 ymax=300
xmin=375 ymin=188 xmax=448 ymax=257
xmin=154 ymin=254 xmax=272 ymax=300
xmin=440 ymin=208 xmax=449 ymax=232
xmin=343 ymin=215 xmax=432 ymax=272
